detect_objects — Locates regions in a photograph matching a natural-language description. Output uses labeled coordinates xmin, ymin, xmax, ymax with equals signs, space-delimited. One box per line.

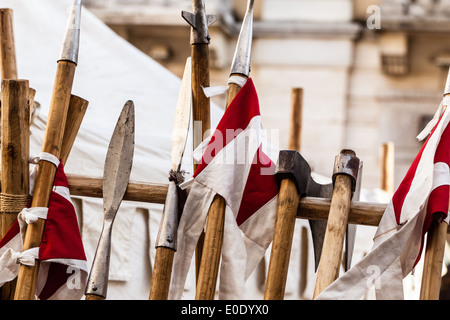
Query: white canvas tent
xmin=3 ymin=0 xmax=224 ymax=299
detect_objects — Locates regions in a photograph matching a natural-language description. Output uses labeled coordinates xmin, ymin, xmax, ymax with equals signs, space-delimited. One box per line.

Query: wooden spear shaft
xmin=0 ymin=8 xmax=17 ymax=80
xmin=419 ymin=93 xmax=450 ymax=300
xmin=14 ymin=60 xmax=76 ymax=300
xmin=192 ymin=42 xmax=211 ymax=284
xmin=420 ymin=213 xmax=448 ymax=300
xmin=195 ymin=77 xmax=246 ymax=300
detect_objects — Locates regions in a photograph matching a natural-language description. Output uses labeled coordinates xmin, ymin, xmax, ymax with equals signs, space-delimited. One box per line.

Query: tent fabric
xmin=4 ymin=0 xmax=223 ymax=299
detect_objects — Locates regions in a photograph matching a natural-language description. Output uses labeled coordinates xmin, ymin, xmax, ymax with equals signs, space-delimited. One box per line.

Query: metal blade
xmin=343 ymin=161 xmax=363 ymax=271
xmin=171 ymin=57 xmax=192 ymax=172
xmin=103 ymin=100 xmax=135 ymax=219
xmin=230 ymin=0 xmax=254 ymax=77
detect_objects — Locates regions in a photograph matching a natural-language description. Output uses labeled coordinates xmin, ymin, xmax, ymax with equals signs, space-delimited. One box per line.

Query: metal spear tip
xmin=229 ymin=0 xmax=255 ymax=77
xmin=181 ymin=0 xmax=216 ymax=44
xmin=58 ymin=0 xmax=82 ymax=64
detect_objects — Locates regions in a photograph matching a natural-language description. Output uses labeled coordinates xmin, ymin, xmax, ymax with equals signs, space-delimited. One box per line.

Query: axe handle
xmin=264 ymin=179 xmax=299 ymax=300
xmin=313 ymin=174 xmax=353 ymax=298
xmin=149 ymin=247 xmax=175 ymax=300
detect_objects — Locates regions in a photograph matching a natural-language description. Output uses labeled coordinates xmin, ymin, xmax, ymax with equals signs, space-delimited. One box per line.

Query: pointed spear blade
xmin=230 ymin=0 xmax=254 ymax=77
xmin=171 ymin=57 xmax=192 ymax=172
xmin=58 ymin=0 xmax=82 ymax=64
xmin=103 ymin=100 xmax=135 ymax=219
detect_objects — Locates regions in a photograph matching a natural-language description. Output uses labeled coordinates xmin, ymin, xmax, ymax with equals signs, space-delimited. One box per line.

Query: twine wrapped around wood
xmin=0 ymin=193 xmax=30 ymax=213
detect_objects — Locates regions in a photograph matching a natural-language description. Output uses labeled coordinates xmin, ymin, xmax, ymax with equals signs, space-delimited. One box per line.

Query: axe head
xmin=275 ymin=150 xmax=311 ymax=196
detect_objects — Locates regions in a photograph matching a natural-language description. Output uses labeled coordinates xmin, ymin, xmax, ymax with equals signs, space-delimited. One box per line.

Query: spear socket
xmin=58 ymin=0 xmax=82 ymax=65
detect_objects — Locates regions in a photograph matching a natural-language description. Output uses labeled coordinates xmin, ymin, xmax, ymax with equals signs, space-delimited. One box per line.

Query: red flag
xmin=169 ymin=78 xmax=279 ymax=299
xmin=0 ymin=162 xmax=88 ymax=300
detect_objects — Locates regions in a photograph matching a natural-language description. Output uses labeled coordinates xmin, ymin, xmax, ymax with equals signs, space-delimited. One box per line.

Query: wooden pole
xmin=420 ymin=214 xmax=448 ymax=300
xmin=0 ymin=9 xmax=17 ymax=80
xmin=60 ymin=94 xmax=89 ymax=165
xmin=67 ymin=174 xmax=168 ymax=204
xmin=380 ymin=142 xmax=394 ymax=195
xmin=195 ymin=76 xmax=247 ymax=300
xmin=14 ymin=60 xmax=76 ymax=300
xmin=64 ymin=174 xmax=390 ymax=226
xmin=288 ymin=88 xmax=303 ymax=151
xmin=0 ymin=79 xmax=30 ymax=300
xmin=192 ymin=39 xmax=211 ymax=285
xmin=149 ymin=241 xmax=175 ymax=300
xmin=0 ymin=79 xmax=30 ymax=235
xmin=261 ymin=87 xmax=304 ymax=299
xmin=419 ymin=91 xmax=450 ymax=300
xmin=264 ymin=178 xmax=300 ymax=299
xmin=313 ymin=150 xmax=357 ymax=298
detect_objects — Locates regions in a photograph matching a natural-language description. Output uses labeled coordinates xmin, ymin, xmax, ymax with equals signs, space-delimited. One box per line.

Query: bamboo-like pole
xmin=14 ymin=60 xmax=76 ymax=300
xmin=0 ymin=9 xmax=17 ymax=80
xmin=0 ymin=79 xmax=30 ymax=300
xmin=313 ymin=150 xmax=357 ymax=298
xmin=380 ymin=142 xmax=394 ymax=195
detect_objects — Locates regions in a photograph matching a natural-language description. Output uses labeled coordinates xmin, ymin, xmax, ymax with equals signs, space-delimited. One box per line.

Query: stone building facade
xmin=82 ymin=0 xmax=450 ymax=299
